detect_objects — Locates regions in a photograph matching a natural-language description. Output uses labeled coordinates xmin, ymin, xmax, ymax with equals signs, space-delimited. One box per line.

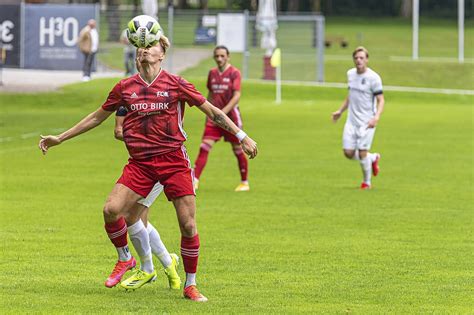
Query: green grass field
xmin=0 ymin=79 xmax=472 ymax=313
xmin=100 ymin=17 xmax=474 ymax=89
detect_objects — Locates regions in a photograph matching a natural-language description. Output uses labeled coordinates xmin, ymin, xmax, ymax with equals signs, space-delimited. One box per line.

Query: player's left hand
xmin=367 ymin=117 xmax=379 ymax=128
xmin=241 ymin=136 xmax=258 ymax=159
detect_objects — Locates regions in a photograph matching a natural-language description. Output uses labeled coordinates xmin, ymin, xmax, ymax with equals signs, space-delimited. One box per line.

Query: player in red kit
xmin=39 ymin=36 xmax=258 ymax=302
xmin=193 ymin=46 xmax=249 ymax=192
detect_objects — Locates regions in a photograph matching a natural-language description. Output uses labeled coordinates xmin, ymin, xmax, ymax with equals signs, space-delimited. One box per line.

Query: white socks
xmin=117 ymin=245 xmax=132 ymax=262
xmin=359 ymin=156 xmax=372 ymax=185
xmin=351 ymin=150 xmax=360 ymax=161
xmin=185 ymin=273 xmax=197 ymax=288
xmin=128 ymin=220 xmax=154 ymax=273
xmin=367 ymin=152 xmax=378 ymax=163
xmin=146 ymin=222 xmax=172 ymax=268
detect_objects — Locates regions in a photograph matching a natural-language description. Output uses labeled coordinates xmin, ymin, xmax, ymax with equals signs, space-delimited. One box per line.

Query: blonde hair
xmin=352 ymin=46 xmax=369 ymax=58
xmin=159 ymin=35 xmax=170 ymax=54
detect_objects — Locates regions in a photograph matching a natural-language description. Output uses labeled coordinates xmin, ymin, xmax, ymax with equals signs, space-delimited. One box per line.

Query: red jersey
xmin=102 ymin=69 xmax=206 ymax=160
xmin=206 ymin=65 xmax=242 ymax=127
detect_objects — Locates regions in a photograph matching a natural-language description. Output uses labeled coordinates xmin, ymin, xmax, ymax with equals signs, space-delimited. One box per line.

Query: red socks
xmin=194 ymin=143 xmax=212 ymax=180
xmin=233 ymin=147 xmax=248 ymax=181
xmin=181 ymin=234 xmax=200 ymax=273
xmin=104 ymin=217 xmax=128 ymax=248
xmin=195 ymin=143 xmax=248 ymax=182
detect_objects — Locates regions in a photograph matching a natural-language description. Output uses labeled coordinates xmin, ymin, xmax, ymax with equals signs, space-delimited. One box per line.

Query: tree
xmin=311 ymin=0 xmax=321 ymax=12
xmin=287 ymin=0 xmax=299 ymax=11
xmin=200 ymin=0 xmax=208 ymax=10
xmin=401 ymin=0 xmax=412 ymax=18
xmin=177 ymin=0 xmax=188 ymax=9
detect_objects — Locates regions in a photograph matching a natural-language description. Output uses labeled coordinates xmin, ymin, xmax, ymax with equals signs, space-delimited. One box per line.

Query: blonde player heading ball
xmin=39 ymin=16 xmax=258 ymax=302
xmin=332 ymin=47 xmax=385 ymax=189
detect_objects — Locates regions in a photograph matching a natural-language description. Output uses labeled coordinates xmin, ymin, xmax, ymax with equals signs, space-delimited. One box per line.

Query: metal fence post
xmin=316 ymin=16 xmax=324 ymax=83
xmin=458 ymin=0 xmax=464 ymax=63
xmin=167 ymin=4 xmax=174 ymax=73
xmin=243 ymin=10 xmax=249 ymax=80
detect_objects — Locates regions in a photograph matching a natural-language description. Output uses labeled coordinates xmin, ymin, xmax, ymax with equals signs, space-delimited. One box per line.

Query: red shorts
xmin=202 ymin=122 xmax=240 ymax=143
xmin=117 ymin=146 xmax=195 ymax=201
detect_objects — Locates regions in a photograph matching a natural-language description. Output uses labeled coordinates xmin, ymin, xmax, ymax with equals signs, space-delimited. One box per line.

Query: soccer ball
xmin=127 ymin=15 xmax=163 ymax=48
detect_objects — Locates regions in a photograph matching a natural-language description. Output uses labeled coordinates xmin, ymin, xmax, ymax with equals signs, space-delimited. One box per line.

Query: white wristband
xmin=235 ymin=130 xmax=247 ymax=142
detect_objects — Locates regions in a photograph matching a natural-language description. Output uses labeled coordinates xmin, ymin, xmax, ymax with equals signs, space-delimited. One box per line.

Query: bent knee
xmin=180 ymin=220 xmax=196 ymax=236
xmin=232 ymin=145 xmax=244 ymax=155
xmin=103 ymin=202 xmax=122 ymax=219
xmin=343 ymin=150 xmax=355 ymax=159
xmin=201 ymin=140 xmax=214 ymax=151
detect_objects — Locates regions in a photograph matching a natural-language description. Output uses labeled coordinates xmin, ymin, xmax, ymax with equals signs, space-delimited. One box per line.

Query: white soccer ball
xmin=126 ymin=15 xmax=163 ymax=48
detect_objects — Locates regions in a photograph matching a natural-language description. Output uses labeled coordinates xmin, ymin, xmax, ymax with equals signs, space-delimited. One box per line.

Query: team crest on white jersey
xmin=131 ymin=92 xmax=138 ymax=99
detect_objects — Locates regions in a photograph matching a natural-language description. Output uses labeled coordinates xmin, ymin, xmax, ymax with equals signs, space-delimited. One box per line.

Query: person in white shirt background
xmin=332 ymin=46 xmax=385 ymax=190
xmin=78 ymin=19 xmax=99 ymax=82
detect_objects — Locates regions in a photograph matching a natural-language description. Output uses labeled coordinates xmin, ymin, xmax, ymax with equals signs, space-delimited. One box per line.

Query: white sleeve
xmin=346 ymin=70 xmax=351 ymax=89
xmin=371 ymin=74 xmax=383 ymax=95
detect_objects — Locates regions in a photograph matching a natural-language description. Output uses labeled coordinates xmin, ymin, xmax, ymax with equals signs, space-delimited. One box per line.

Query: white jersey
xmin=347 ymin=67 xmax=383 ymax=127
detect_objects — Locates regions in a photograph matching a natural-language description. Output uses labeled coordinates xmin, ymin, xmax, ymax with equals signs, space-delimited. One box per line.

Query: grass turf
xmin=99 ymin=17 xmax=474 ymax=89
xmin=0 ymin=79 xmax=472 ymax=313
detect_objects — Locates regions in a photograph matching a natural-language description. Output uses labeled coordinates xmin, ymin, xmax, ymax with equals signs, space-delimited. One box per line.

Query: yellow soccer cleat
xmin=120 ymin=269 xmax=157 ymax=290
xmin=164 ymin=253 xmax=181 ymax=290
xmin=234 ymin=182 xmax=250 ymax=192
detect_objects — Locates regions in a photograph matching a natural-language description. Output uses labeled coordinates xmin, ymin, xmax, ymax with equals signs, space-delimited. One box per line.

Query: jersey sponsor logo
xmin=156 ymin=91 xmax=169 ymax=97
xmin=130 ymin=102 xmax=169 ymax=111
xmin=131 ymin=92 xmax=138 ymax=98
xmin=211 ymin=84 xmax=229 ymax=91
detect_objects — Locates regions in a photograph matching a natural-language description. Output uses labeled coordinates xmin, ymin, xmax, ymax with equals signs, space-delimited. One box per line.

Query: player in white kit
xmin=332 ymin=47 xmax=385 ymax=189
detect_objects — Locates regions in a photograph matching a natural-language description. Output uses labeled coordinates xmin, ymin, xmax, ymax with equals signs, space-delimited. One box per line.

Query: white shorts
xmin=137 ymin=182 xmax=163 ymax=208
xmin=342 ymin=122 xmax=376 ymax=150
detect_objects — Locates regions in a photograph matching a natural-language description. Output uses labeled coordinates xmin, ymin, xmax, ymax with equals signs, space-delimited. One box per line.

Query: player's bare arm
xmin=198 ymin=101 xmax=258 ymax=159
xmin=39 ymin=108 xmax=112 ymax=154
xmin=367 ymin=94 xmax=385 ymax=128
xmin=221 ymin=90 xmax=241 ymax=114
xmin=332 ymin=96 xmax=349 ymax=122
xmin=207 ymin=92 xmax=213 ymax=104
xmin=114 ymin=115 xmax=125 ymax=141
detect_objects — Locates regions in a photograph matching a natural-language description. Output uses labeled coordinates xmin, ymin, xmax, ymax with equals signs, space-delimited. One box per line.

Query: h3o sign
xmin=39 ymin=17 xmax=79 ymax=47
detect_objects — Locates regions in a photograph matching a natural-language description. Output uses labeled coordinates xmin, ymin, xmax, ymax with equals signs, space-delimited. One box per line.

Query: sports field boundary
xmin=245 ymin=79 xmax=474 ymax=95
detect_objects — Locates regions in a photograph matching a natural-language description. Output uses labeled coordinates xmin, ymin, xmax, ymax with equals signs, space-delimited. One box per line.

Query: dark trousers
xmin=124 ymin=50 xmax=136 ymax=76
xmin=82 ymin=52 xmax=96 ymax=77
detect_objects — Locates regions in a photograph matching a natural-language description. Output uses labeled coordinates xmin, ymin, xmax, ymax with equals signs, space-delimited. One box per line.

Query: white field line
xmin=246 ymin=79 xmax=474 ymax=95
xmin=20 ymin=131 xmax=41 ymax=139
xmin=0 ymin=146 xmax=35 ymax=153
xmin=0 ymin=137 xmax=13 ymax=143
xmin=324 ymin=54 xmax=474 ymax=63
xmin=0 ymin=128 xmax=66 ymax=145
xmin=389 ymin=56 xmax=474 ymax=64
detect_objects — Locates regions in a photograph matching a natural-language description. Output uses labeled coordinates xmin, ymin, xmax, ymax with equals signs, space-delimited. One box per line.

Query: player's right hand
xmin=332 ymin=111 xmax=342 ymax=122
xmin=241 ymin=136 xmax=258 ymax=159
xmin=38 ymin=135 xmax=61 ymax=155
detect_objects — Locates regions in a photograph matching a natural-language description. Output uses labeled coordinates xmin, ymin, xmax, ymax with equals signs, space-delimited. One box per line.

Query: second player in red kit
xmin=193 ymin=46 xmax=250 ymax=192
